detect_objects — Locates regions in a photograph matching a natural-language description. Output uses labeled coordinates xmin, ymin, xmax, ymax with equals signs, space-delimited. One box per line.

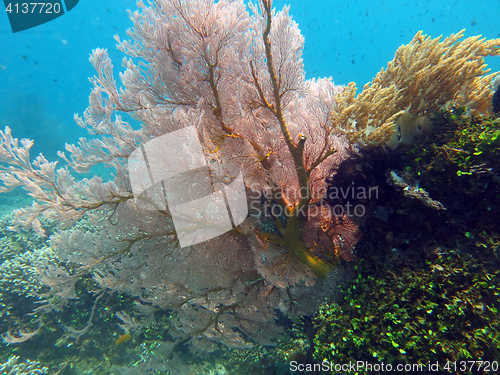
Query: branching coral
xmin=0 ymin=0 xmax=353 ymax=351
xmin=334 ymin=30 xmax=500 ymax=146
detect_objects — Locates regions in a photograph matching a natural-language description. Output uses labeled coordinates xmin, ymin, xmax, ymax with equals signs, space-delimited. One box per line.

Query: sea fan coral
xmin=0 ymin=0 xmax=354 ymax=350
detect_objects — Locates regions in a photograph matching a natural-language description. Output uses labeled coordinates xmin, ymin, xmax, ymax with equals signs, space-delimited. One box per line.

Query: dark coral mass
xmin=493 ymin=86 xmax=500 ymax=113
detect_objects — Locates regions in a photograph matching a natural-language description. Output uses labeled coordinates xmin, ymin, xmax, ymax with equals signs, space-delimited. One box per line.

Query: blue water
xmin=0 ymin=0 xmax=499 ymax=160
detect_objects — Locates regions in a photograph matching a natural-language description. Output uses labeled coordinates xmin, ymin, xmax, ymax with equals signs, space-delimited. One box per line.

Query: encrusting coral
xmin=0 ymin=0 xmax=499 ymax=361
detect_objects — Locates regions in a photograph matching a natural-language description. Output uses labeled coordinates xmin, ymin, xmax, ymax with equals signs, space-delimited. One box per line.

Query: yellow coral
xmin=334 ymin=30 xmax=500 ymax=146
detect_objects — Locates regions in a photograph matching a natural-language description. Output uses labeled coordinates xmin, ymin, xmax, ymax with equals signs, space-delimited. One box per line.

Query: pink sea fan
xmin=0 ymin=0 xmax=358 ymax=353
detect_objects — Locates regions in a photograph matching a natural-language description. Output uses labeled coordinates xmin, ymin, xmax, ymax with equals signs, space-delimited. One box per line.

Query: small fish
xmin=116 ymin=333 xmax=131 ymax=345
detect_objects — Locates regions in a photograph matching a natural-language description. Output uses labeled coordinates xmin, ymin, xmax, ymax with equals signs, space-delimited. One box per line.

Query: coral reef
xmin=0 ymin=0 xmax=499 ymax=372
xmin=334 ymin=30 xmax=500 ymax=146
xmin=0 ymin=0 xmax=357 ymax=355
xmin=314 ymin=245 xmax=500 ymax=363
xmin=0 ymin=355 xmax=48 ymax=375
xmin=313 ymin=107 xmax=500 ymax=367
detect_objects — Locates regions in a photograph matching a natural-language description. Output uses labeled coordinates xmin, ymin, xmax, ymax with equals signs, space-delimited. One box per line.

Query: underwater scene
xmin=0 ymin=0 xmax=500 ymax=374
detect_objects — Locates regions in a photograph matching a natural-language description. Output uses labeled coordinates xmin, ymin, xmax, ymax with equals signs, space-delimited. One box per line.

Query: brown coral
xmin=334 ymin=30 xmax=500 ymax=146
